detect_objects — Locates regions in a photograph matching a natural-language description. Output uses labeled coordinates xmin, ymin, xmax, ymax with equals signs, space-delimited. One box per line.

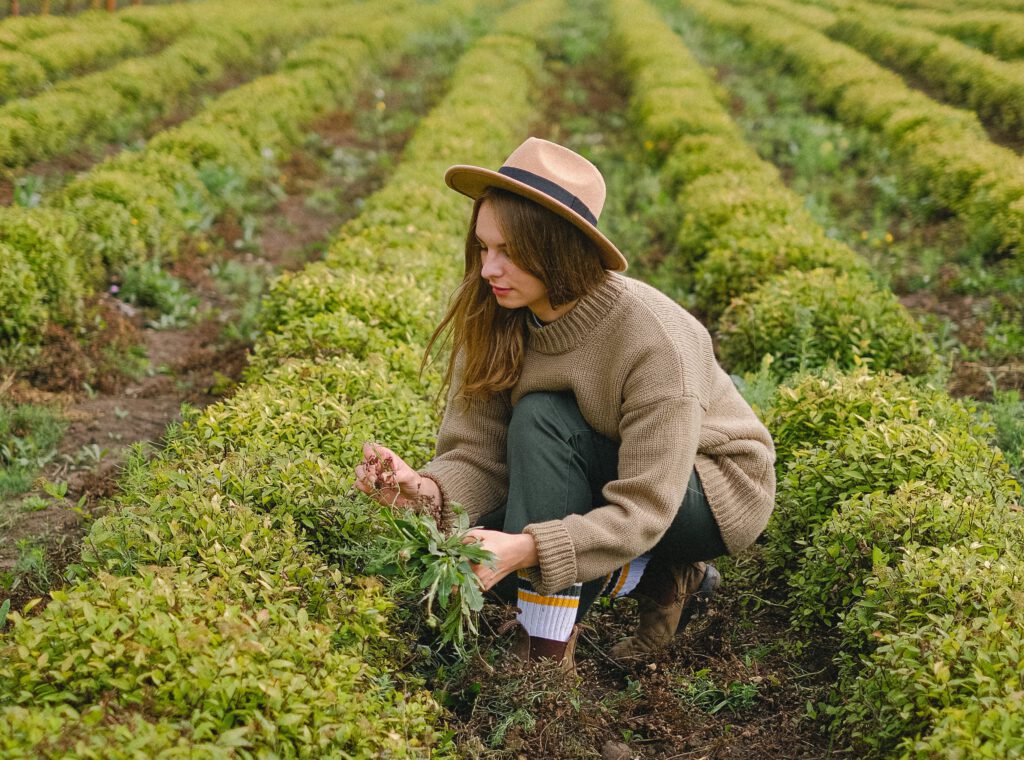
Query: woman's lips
xmin=491 ymin=286 xmax=512 ymax=296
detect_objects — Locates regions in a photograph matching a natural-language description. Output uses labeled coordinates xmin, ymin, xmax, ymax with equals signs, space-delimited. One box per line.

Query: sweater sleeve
xmin=420 ymin=357 xmax=512 ymax=527
xmin=523 ymin=393 xmax=705 ymax=594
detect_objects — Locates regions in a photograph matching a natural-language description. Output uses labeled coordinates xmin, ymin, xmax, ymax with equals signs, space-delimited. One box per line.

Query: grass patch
xmin=0 ymin=402 xmax=66 ymax=500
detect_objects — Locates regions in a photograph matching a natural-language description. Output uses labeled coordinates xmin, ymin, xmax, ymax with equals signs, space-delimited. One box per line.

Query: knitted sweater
xmin=421 ymin=272 xmax=776 ymax=596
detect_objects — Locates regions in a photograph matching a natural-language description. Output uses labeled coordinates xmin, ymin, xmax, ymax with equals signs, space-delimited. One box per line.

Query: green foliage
xmin=680 ymin=0 xmax=1024 ymax=260
xmin=0 ymin=402 xmax=66 ymax=499
xmin=788 ymin=481 xmax=1017 ymax=631
xmin=984 ymin=388 xmax=1024 ymax=481
xmin=0 ymin=567 xmax=442 ymax=758
xmin=0 ymin=244 xmax=45 ymax=343
xmin=0 ymin=206 xmax=84 ymax=323
xmin=368 ymin=507 xmax=493 ymax=653
xmin=676 ymin=668 xmax=760 ymax=715
xmin=116 ymin=259 xmax=198 ymax=329
xmin=717 ymin=268 xmax=936 ymax=377
xmin=834 ymin=543 xmax=1024 ymax=757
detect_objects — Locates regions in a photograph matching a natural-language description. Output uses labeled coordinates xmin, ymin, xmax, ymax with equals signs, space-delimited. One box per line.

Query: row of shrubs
xmin=0 ymin=0 xmax=355 ymax=168
xmin=0 ymin=0 xmax=557 ymax=754
xmin=822 ymin=5 xmax=1024 ymax=138
xmin=0 ymin=3 xmax=196 ymax=103
xmin=680 ymin=0 xmax=1024 ymax=262
xmin=614 ymin=0 xmax=1023 ymax=756
xmin=772 ymin=0 xmax=1024 ymax=61
xmin=904 ymin=7 xmax=1024 ymax=60
xmin=0 ymin=0 xmax=444 ymax=347
xmin=612 ymin=0 xmax=930 ymax=377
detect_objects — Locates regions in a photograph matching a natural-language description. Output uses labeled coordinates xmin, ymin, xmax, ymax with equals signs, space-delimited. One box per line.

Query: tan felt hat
xmin=445 ymin=137 xmax=628 ymax=272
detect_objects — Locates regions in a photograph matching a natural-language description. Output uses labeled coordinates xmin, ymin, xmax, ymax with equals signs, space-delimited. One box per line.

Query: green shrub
xmin=0 ymin=207 xmax=83 ymax=325
xmin=693 ymin=226 xmax=867 ymax=322
xmin=0 ymin=50 xmax=46 ymax=100
xmin=764 ymin=414 xmax=1017 ymax=575
xmin=788 ymin=480 xmax=1018 ymax=630
xmin=717 ymin=268 xmax=935 ymax=376
xmin=835 ymin=543 xmax=1024 ymax=756
xmin=0 ymin=244 xmax=45 ymax=343
xmin=0 ymin=567 xmax=441 ymax=758
xmin=764 ymin=367 xmax=988 ymax=465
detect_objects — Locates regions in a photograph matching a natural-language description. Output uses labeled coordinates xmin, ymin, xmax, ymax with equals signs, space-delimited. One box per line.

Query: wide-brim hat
xmin=444 ymin=137 xmax=628 ymax=272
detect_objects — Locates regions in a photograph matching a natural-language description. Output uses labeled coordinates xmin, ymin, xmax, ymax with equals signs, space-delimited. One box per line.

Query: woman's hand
xmin=354 ymin=442 xmax=440 ymax=510
xmin=462 ymin=529 xmax=538 ymax=591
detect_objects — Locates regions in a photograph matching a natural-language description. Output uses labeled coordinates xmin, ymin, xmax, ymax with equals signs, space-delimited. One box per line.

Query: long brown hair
xmin=425 ymin=188 xmax=608 ymax=402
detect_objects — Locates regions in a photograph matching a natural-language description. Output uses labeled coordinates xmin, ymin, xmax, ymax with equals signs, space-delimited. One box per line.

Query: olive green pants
xmin=481 ymin=391 xmax=726 ymax=618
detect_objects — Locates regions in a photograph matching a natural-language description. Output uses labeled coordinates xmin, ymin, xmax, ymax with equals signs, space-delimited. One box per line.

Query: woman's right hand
xmin=354 ymin=442 xmax=440 ymax=510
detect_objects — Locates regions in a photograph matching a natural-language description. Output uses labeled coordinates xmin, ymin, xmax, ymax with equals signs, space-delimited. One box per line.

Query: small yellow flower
xmin=376 ymin=100 xmax=386 ymax=111
xmin=130 ymin=218 xmax=139 ymax=226
xmin=860 ymin=230 xmax=868 ymax=240
xmin=643 ymin=139 xmax=654 ymax=151
xmin=884 ymin=232 xmax=894 ymax=244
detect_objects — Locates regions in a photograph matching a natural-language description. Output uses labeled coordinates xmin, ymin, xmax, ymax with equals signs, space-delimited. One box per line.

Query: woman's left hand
xmin=462 ymin=529 xmax=539 ymax=591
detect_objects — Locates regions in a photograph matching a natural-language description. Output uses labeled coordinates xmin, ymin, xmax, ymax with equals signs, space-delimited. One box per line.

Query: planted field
xmin=1 ymin=0 xmax=1022 ymax=757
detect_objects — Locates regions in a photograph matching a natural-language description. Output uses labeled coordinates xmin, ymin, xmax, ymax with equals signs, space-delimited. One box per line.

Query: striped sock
xmin=600 ymin=554 xmax=652 ymax=599
xmin=516 ymin=571 xmax=581 ymax=643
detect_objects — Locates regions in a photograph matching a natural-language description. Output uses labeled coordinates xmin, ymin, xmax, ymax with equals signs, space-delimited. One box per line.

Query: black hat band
xmin=497 ymin=166 xmax=599 ymax=227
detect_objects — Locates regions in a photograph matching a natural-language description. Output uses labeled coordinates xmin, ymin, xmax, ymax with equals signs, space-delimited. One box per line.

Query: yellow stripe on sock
xmin=611 ymin=561 xmax=631 ymax=598
xmin=518 ymin=591 xmax=581 ymax=609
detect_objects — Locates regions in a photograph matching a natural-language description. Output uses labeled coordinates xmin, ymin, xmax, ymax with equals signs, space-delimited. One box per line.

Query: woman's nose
xmin=480 ymin=250 xmax=501 ymax=279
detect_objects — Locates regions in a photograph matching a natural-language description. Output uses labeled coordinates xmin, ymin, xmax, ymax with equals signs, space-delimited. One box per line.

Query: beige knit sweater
xmin=422 ymin=273 xmax=776 ymax=596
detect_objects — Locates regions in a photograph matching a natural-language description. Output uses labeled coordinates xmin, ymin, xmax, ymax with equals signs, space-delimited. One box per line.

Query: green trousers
xmin=481 ymin=391 xmax=727 ymax=616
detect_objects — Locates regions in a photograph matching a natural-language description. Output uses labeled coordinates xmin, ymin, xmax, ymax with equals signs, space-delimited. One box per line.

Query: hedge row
xmin=0 ymin=0 xmax=358 ymax=169
xmin=681 ymin=0 xmax=1024 ymax=262
xmin=614 ymin=1 xmax=1024 ymax=756
xmin=823 ymin=5 xmax=1024 ymax=138
xmin=0 ymin=0 xmax=444 ymax=346
xmin=612 ymin=0 xmax=930 ymax=377
xmin=0 ymin=4 xmax=197 ymax=103
xmin=772 ymin=0 xmax=1024 ymax=62
xmin=905 ymin=8 xmax=1024 ymax=60
xmin=0 ymin=1 xmax=564 ymax=753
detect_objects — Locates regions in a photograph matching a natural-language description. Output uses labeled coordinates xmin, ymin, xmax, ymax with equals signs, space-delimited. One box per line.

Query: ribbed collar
xmin=527 ymin=272 xmax=627 ymax=355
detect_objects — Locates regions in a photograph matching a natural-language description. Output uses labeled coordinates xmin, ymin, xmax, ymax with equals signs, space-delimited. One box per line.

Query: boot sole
xmin=675 ymin=563 xmax=721 ymax=635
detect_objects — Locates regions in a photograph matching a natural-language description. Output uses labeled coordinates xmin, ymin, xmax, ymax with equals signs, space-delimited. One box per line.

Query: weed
xmin=0 ymin=403 xmax=66 ymax=500
xmin=7 ymin=539 xmax=52 ymax=595
xmin=983 ymin=385 xmax=1024 ymax=482
xmin=676 ymin=668 xmax=760 ymax=715
xmin=12 ymin=175 xmax=44 ymax=209
xmin=116 ymin=259 xmax=198 ymax=329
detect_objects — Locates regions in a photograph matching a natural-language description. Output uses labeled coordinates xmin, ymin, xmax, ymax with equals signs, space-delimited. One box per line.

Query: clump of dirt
xmin=26 ymin=295 xmax=142 ymax=395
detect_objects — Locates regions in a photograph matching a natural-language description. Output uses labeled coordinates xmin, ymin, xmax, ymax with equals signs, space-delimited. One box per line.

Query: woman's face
xmin=476 ymin=200 xmax=568 ymax=322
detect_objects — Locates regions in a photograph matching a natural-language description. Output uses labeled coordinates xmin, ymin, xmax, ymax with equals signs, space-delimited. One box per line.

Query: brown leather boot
xmin=508 ymin=622 xmax=580 ymax=674
xmin=608 ymin=560 xmax=720 ymax=662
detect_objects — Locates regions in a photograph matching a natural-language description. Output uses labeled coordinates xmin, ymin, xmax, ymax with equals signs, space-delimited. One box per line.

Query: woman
xmin=354 ymin=137 xmax=776 ymax=669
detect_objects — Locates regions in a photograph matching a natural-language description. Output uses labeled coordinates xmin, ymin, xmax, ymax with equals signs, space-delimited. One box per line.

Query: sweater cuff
xmin=417 ymin=472 xmax=454 ymax=535
xmin=522 ymin=520 xmax=577 ymax=595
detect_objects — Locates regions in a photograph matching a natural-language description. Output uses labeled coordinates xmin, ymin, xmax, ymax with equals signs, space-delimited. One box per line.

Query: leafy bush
xmin=0 ymin=567 xmax=441 ymax=758
xmin=834 ymin=543 xmax=1024 ymax=757
xmin=0 ymin=244 xmax=45 ymax=343
xmin=0 ymin=206 xmax=84 ymax=321
xmin=693 ymin=225 xmax=867 ymax=321
xmin=788 ymin=480 xmax=1018 ymax=630
xmin=716 ymin=268 xmax=936 ymax=376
